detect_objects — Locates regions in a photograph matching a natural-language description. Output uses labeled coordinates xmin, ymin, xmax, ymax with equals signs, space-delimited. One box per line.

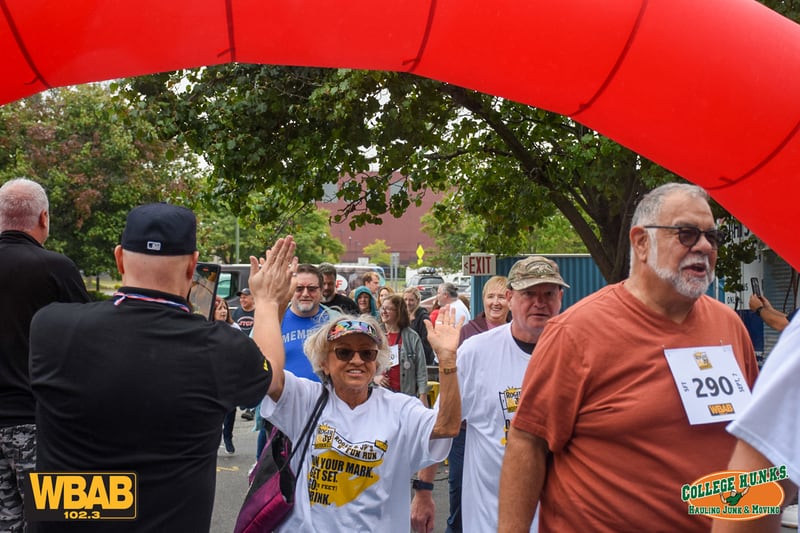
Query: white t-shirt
xmin=457 ymin=323 xmax=538 ymax=533
xmin=449 ymin=297 xmax=472 ymax=325
xmin=727 ymin=313 xmax=800 ymax=485
xmin=261 ymin=372 xmax=451 ymax=532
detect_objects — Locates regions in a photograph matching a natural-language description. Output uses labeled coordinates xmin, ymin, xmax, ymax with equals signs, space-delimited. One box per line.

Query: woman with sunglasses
xmin=375 ymin=294 xmax=429 ymax=406
xmin=248 ymin=236 xmax=462 ymax=532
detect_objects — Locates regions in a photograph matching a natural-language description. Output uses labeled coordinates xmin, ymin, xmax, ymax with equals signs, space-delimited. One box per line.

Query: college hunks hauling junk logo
xmin=681 ymin=467 xmax=786 ymax=520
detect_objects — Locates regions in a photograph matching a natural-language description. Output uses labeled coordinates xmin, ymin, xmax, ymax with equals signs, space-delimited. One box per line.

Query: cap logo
xmin=507 ymin=255 xmax=570 ymax=289
xmin=120 ymin=203 xmax=197 ymax=256
xmin=526 ymin=261 xmax=557 ymax=277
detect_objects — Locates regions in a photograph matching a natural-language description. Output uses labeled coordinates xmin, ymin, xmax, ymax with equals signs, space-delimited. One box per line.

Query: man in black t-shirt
xmin=29 ymin=203 xmax=272 ymax=532
xmin=233 ymin=287 xmax=256 ymax=333
xmin=318 ymin=262 xmax=359 ymax=315
xmin=0 ymin=178 xmax=91 ymax=532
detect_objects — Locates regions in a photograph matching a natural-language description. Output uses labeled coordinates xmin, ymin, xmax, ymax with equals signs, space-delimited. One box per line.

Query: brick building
xmin=317 ymin=173 xmax=442 ymax=265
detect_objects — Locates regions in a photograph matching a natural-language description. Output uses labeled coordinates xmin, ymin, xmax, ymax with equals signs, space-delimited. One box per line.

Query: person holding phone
xmin=749 ymin=293 xmax=791 ymax=332
xmin=28 ymin=203 xmax=273 ymax=532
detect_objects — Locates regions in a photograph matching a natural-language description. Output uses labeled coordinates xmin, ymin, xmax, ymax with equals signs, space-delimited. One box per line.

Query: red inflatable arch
xmin=2 ymin=0 xmax=800 ymax=267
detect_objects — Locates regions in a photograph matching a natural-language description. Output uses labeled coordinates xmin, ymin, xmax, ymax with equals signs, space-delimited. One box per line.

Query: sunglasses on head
xmin=644 ymin=225 xmax=726 ymax=249
xmin=333 ymin=348 xmax=379 ymax=362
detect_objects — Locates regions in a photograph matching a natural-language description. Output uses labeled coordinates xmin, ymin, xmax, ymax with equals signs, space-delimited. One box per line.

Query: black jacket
xmin=0 ymin=230 xmax=90 ymax=427
xmin=410 ymin=306 xmax=436 ymax=365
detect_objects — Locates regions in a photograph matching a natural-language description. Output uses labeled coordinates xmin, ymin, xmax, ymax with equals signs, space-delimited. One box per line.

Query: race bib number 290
xmin=664 ymin=345 xmax=752 ymax=425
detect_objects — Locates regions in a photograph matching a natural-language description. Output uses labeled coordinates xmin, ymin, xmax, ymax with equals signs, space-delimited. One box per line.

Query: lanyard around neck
xmin=112 ymin=291 xmax=191 ymax=314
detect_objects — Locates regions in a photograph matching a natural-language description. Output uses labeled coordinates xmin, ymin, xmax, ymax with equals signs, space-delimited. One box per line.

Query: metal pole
xmin=235 ymin=219 xmax=240 ymax=263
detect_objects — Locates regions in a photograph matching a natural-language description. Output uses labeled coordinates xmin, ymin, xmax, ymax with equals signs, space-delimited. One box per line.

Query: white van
xmin=330 ymin=263 xmax=386 ymax=295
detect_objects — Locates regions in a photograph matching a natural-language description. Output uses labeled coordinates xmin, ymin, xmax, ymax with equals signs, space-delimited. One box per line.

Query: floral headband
xmin=327 ymin=319 xmax=382 ymax=346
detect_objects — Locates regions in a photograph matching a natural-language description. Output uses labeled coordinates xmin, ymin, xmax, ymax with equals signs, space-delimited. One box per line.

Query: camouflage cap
xmin=507 ymin=256 xmax=570 ymax=290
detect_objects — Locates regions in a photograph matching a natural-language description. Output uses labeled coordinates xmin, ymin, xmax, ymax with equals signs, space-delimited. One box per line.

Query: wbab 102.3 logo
xmin=681 ymin=466 xmax=787 ymax=520
xmin=24 ymin=472 xmax=137 ymax=521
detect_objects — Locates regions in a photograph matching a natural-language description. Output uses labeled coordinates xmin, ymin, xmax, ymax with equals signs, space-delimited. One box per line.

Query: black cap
xmin=237 ymin=288 xmax=251 ymax=296
xmin=121 ymin=203 xmax=197 ymax=256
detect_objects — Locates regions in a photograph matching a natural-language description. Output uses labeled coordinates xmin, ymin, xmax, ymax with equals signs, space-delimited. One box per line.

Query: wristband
xmin=755 ymin=306 xmax=764 ymax=316
xmin=441 ymin=366 xmax=457 ymax=375
xmin=412 ymin=479 xmax=434 ymax=491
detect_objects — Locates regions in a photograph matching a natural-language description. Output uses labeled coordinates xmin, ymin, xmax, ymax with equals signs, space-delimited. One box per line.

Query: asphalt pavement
xmin=211 ymin=408 xmax=451 ymax=533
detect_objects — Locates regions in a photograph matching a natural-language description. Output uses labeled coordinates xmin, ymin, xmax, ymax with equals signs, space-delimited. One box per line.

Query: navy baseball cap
xmin=121 ymin=203 xmax=197 ymax=255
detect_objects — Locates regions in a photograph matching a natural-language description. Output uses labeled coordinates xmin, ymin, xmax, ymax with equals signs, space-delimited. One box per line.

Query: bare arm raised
xmin=425 ymin=305 xmax=463 ymax=439
xmin=248 ymin=236 xmax=298 ymax=401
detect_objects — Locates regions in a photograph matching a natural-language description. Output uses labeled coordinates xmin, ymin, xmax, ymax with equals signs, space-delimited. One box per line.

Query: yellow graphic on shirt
xmin=498 ymin=387 xmax=521 ymax=446
xmin=306 ymin=428 xmax=386 ymax=507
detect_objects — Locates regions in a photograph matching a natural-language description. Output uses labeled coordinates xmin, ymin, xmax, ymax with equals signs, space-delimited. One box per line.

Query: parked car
xmin=218 ymin=264 xmax=251 ymax=309
xmin=451 ymin=275 xmax=472 ymax=295
xmin=408 ymin=271 xmax=445 ymax=300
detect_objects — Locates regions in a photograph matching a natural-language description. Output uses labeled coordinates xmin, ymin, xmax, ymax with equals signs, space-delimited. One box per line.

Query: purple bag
xmin=234 ymin=388 xmax=328 ymax=533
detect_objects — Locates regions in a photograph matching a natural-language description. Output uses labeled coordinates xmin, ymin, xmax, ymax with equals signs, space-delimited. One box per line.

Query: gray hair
xmin=0 ymin=178 xmax=49 ymax=232
xmin=631 ymin=183 xmax=708 ymax=227
xmin=439 ymin=282 xmax=459 ymax=298
xmin=303 ymin=314 xmax=392 ymax=379
xmin=629 ymin=183 xmax=710 ymax=272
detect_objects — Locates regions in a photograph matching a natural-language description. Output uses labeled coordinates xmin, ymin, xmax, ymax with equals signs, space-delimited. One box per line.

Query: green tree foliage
xmin=122 ymin=67 xmax=660 ymax=282
xmin=195 ymin=196 xmax=345 ymax=265
xmin=421 ymin=204 xmax=588 ymax=271
xmin=0 ymin=85 xmax=201 ymax=275
xmin=290 ymin=209 xmax=347 ymax=264
xmin=362 ymin=239 xmax=391 ymax=266
xmin=124 ymin=58 xmax=766 ymax=284
xmin=762 ymin=0 xmax=800 ymax=21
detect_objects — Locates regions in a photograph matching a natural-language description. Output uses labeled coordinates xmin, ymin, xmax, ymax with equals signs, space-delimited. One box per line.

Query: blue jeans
xmin=222 ymin=409 xmax=235 ymax=441
xmin=256 ymin=427 xmax=267 ymax=460
xmin=446 ymin=427 xmax=466 ymax=533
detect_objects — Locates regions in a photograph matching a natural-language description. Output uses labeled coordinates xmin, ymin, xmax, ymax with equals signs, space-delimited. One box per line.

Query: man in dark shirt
xmin=232 ymin=287 xmax=256 ymax=334
xmin=0 ymin=178 xmax=91 ymax=532
xmin=318 ymin=262 xmax=359 ymax=315
xmin=28 ymin=203 xmax=272 ymax=531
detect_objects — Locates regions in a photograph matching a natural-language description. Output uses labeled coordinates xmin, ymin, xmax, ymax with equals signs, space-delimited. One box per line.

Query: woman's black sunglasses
xmin=333 ymin=348 xmax=379 ymax=362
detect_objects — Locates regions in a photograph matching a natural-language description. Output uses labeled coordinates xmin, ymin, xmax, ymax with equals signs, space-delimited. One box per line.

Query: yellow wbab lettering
xmin=25 ymin=472 xmax=137 ymax=520
xmin=108 ymin=476 xmax=134 ymax=508
xmin=29 ymin=474 xmax=62 ymax=510
xmin=63 ymin=476 xmax=89 ymax=509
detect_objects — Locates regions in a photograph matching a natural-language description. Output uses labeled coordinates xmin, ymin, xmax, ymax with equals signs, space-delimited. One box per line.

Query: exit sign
xmin=462 ymin=254 xmax=496 ymax=276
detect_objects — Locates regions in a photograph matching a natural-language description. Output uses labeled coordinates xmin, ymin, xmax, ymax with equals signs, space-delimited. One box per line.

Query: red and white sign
xmin=462 ymin=254 xmax=496 ymax=276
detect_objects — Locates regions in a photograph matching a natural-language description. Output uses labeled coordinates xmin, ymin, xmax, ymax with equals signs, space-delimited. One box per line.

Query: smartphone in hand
xmin=750 ymin=277 xmax=761 ymax=297
xmin=189 ymin=262 xmax=221 ymax=320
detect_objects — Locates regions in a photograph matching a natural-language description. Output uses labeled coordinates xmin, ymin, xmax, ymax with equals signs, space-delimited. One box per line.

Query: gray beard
xmin=294 ymin=300 xmax=317 ymax=314
xmin=648 ymin=245 xmax=713 ymax=300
